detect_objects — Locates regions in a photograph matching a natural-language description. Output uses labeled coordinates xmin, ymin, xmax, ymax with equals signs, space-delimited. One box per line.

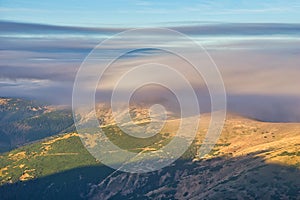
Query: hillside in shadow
xmin=0 ymin=165 xmax=114 ymax=200
xmin=0 ymin=152 xmax=299 ymax=200
xmin=0 ymin=97 xmax=74 ymax=153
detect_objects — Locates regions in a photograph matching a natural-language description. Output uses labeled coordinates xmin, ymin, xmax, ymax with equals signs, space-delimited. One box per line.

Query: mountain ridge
xmin=0 ymin=97 xmax=299 ymax=199
xmin=0 ymin=110 xmax=299 ymax=199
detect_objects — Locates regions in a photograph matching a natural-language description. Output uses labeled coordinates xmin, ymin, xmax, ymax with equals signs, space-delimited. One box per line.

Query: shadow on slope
xmin=0 ymin=152 xmax=299 ymax=200
xmin=0 ymin=97 xmax=76 ymax=153
xmin=0 ymin=165 xmax=114 ymax=200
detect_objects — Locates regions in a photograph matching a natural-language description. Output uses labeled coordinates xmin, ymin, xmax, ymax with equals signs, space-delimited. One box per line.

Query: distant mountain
xmin=94 ymin=103 xmax=178 ymax=127
xmin=0 ymin=97 xmax=74 ymax=152
xmin=0 ymin=112 xmax=299 ymax=199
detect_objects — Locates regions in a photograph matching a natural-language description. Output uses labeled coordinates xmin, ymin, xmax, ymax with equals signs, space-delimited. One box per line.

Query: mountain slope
xmin=0 ymin=97 xmax=74 ymax=152
xmin=0 ymin=113 xmax=299 ymax=199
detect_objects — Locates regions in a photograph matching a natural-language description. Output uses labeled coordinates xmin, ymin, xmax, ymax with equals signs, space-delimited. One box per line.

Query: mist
xmin=1 ymin=21 xmax=300 ymax=122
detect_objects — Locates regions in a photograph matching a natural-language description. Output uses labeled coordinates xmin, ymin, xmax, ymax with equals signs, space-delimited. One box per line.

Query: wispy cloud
xmin=0 ymin=21 xmax=125 ymax=35
xmin=2 ymin=20 xmax=300 ymax=36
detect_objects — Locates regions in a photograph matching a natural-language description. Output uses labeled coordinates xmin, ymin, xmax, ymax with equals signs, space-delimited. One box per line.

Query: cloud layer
xmin=1 ymin=21 xmax=300 ymax=121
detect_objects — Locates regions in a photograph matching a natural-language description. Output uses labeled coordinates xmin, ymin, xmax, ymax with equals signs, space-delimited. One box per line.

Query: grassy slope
xmin=0 ymin=114 xmax=299 ymax=199
xmin=1 ymin=114 xmax=299 ymax=185
xmin=0 ymin=133 xmax=98 ymax=184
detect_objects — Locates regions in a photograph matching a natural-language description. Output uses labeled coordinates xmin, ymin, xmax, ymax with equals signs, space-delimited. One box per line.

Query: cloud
xmin=0 ymin=20 xmax=125 ymax=35
xmin=1 ymin=20 xmax=300 ymax=36
xmin=171 ymin=23 xmax=300 ymax=36
xmin=228 ymin=94 xmax=300 ymax=122
xmin=1 ymin=21 xmax=300 ymax=121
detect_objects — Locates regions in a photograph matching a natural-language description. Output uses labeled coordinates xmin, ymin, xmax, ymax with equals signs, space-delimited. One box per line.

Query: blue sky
xmin=1 ymin=0 xmax=300 ymax=27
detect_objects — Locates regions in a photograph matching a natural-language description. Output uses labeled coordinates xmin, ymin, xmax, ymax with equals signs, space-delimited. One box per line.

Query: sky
xmin=1 ymin=0 xmax=300 ymax=26
xmin=1 ymin=1 xmax=300 ymax=122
